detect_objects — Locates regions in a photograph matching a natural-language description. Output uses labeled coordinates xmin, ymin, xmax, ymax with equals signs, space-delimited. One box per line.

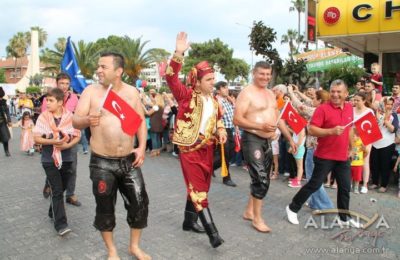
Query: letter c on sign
xmin=353 ymin=4 xmax=372 ymax=21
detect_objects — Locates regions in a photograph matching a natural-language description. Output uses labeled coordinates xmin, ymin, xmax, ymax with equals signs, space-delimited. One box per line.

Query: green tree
xmin=25 ymin=26 xmax=48 ymax=48
xmin=41 ymin=37 xmax=67 ymax=74
xmin=148 ymin=48 xmax=171 ymax=63
xmin=281 ymin=29 xmax=301 ymax=60
xmin=26 ymin=86 xmax=42 ymax=94
xmin=280 ymin=58 xmax=314 ymax=88
xmin=6 ymin=32 xmax=28 ymax=76
xmin=117 ymin=36 xmax=156 ymax=84
xmin=72 ymin=40 xmax=102 ymax=79
xmin=183 ymin=38 xmax=234 ymax=76
xmin=321 ymin=63 xmax=365 ymax=90
xmin=249 ymin=21 xmax=282 ymax=80
xmin=289 ymin=0 xmax=305 ymax=51
xmin=0 ymin=69 xmax=5 ymax=83
xmin=29 ymin=73 xmax=44 ymax=86
xmin=224 ymin=58 xmax=250 ymax=82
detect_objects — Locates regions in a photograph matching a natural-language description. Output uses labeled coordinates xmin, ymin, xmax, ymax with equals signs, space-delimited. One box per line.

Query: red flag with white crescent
xmin=280 ymin=102 xmax=308 ymax=134
xmin=354 ymin=111 xmax=382 ymax=145
xmin=102 ymin=89 xmax=143 ymax=137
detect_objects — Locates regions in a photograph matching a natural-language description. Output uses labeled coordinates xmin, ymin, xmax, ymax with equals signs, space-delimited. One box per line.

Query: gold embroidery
xmin=172 ymin=54 xmax=184 ymax=63
xmin=188 ymin=183 xmax=207 ymax=211
xmin=173 ymin=91 xmax=202 ymax=146
xmin=165 ymin=65 xmax=174 ymax=76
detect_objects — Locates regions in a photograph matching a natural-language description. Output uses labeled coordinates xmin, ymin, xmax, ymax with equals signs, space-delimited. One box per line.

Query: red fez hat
xmin=187 ymin=61 xmax=214 ymax=88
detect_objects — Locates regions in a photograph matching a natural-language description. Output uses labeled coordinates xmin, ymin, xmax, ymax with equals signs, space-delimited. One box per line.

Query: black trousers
xmin=213 ymin=128 xmax=234 ymax=179
xmin=241 ymin=131 xmax=272 ymax=199
xmin=370 ymin=144 xmax=395 ymax=188
xmin=289 ymin=157 xmax=351 ymax=221
xmin=89 ymin=153 xmax=149 ymax=231
xmin=42 ymin=162 xmax=72 ymax=232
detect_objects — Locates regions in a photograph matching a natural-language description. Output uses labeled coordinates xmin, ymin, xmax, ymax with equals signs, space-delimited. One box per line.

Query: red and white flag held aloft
xmin=102 ymin=85 xmax=143 ymax=137
xmin=353 ymin=111 xmax=382 ymax=145
xmin=280 ymin=102 xmax=308 ymax=134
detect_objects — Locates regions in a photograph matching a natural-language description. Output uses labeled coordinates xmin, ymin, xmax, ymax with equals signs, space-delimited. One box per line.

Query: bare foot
xmin=252 ymin=220 xmax=271 ymax=233
xmin=107 ymin=247 xmax=119 ymax=260
xmin=129 ymin=246 xmax=152 ymax=260
xmin=242 ymin=212 xmax=253 ymax=221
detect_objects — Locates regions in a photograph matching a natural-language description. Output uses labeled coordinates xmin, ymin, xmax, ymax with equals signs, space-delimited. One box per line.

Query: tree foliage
xmin=183 ymin=38 xmax=249 ymax=82
xmin=249 ymin=21 xmax=282 ymax=71
xmin=41 ymin=37 xmax=67 ymax=74
xmin=279 ymin=59 xmax=314 ymax=88
xmin=224 ymin=58 xmax=250 ymax=82
xmin=321 ymin=63 xmax=365 ymax=90
xmin=25 ymin=26 xmax=48 ymax=48
xmin=0 ymin=69 xmax=6 ymax=83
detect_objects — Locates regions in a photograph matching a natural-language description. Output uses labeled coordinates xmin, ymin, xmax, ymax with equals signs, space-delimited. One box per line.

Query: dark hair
xmin=253 ymin=61 xmax=272 ymax=71
xmin=354 ymin=91 xmax=371 ymax=108
xmin=22 ymin=111 xmax=31 ymax=126
xmin=215 ymin=81 xmax=228 ymax=90
xmin=47 ymin=88 xmax=65 ymax=102
xmin=100 ymin=51 xmax=125 ymax=70
xmin=56 ymin=72 xmax=71 ymax=83
xmin=0 ymin=87 xmax=4 ymax=98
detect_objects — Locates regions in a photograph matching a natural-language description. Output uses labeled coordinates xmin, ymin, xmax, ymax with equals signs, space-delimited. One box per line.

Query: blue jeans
xmin=80 ymin=129 xmax=89 ymax=152
xmin=150 ymin=132 xmax=161 ymax=150
xmin=305 ymin=148 xmax=334 ymax=210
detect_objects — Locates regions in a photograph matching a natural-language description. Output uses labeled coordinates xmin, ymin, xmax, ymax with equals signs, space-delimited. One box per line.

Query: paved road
xmin=0 ymin=128 xmax=399 ymax=259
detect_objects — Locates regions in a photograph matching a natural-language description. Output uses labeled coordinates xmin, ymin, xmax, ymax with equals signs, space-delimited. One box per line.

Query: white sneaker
xmin=283 ymin=172 xmax=290 ymax=177
xmin=360 ymin=186 xmax=368 ymax=194
xmin=337 ymin=218 xmax=363 ymax=229
xmin=286 ymin=205 xmax=299 ymax=225
xmin=353 ymin=186 xmax=360 ymax=194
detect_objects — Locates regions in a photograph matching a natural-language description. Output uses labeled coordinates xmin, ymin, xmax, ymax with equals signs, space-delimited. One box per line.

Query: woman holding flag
xmin=352 ymin=92 xmax=374 ymax=194
xmin=369 ymin=97 xmax=398 ymax=193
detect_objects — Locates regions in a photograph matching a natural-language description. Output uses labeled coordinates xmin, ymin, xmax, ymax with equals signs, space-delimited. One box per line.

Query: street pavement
xmin=0 ymin=128 xmax=399 ymax=260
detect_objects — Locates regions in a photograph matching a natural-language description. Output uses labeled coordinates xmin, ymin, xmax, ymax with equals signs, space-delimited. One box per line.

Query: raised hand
xmin=175 ymin=32 xmax=190 ymax=54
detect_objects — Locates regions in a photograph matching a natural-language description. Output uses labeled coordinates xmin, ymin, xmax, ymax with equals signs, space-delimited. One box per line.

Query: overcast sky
xmin=0 ymin=0 xmax=305 ymax=65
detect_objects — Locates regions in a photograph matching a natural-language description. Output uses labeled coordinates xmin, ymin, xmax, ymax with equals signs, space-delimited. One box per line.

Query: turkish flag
xmin=354 ymin=111 xmax=382 ymax=145
xmin=103 ymin=90 xmax=143 ymax=137
xmin=280 ymin=102 xmax=308 ymax=134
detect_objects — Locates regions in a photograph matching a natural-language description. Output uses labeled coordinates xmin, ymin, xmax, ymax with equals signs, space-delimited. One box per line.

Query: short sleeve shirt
xmin=311 ymin=102 xmax=353 ymax=161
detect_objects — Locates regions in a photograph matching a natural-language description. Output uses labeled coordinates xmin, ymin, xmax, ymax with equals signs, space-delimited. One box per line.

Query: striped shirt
xmin=220 ymin=97 xmax=234 ymax=129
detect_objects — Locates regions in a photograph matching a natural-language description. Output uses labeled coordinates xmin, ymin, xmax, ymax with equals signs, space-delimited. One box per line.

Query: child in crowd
xmin=288 ymin=127 xmax=306 ymax=188
xmin=270 ymin=129 xmax=281 ymax=180
xmin=33 ymin=88 xmax=80 ymax=236
xmin=19 ymin=111 xmax=35 ymax=155
xmin=350 ymin=128 xmax=366 ymax=194
xmin=370 ymin=62 xmax=383 ymax=94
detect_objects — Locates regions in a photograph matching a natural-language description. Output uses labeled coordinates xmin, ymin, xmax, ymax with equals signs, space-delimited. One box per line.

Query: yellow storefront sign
xmin=318 ymin=0 xmax=400 ymax=37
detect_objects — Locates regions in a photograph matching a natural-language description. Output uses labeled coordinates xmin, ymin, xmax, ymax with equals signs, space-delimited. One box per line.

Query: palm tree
xmin=281 ymin=29 xmax=299 ymax=60
xmin=25 ymin=26 xmax=48 ymax=48
xmin=41 ymin=37 xmax=67 ymax=74
xmin=72 ymin=40 xmax=102 ymax=79
xmin=117 ymin=36 xmax=156 ymax=84
xmin=289 ymin=0 xmax=305 ymax=51
xmin=6 ymin=32 xmax=28 ymax=77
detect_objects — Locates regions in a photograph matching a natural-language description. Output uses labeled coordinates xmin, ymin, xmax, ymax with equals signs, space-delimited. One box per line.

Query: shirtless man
xmin=73 ymin=52 xmax=150 ymax=260
xmin=233 ymin=61 xmax=296 ymax=232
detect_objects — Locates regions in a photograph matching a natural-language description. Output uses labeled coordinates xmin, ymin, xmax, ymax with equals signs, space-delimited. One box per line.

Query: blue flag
xmin=61 ymin=37 xmax=88 ymax=94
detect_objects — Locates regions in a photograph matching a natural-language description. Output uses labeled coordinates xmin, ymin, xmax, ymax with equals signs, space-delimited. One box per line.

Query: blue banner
xmin=61 ymin=37 xmax=88 ymax=93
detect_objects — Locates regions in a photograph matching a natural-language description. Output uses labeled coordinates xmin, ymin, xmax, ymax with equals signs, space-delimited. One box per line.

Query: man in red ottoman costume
xmin=165 ymin=32 xmax=227 ymax=248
